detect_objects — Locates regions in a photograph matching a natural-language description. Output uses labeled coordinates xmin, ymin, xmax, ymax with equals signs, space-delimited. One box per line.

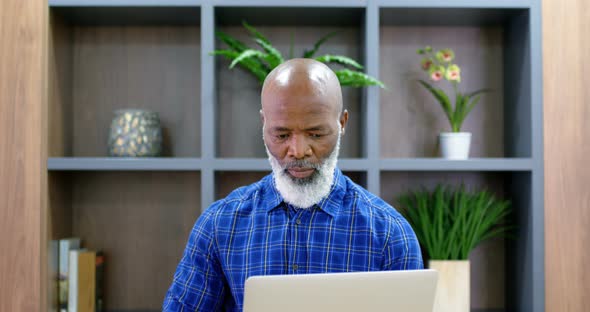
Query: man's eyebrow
xmin=271 ymin=126 xmax=291 ymax=132
xmin=270 ymin=125 xmax=329 ymax=131
xmin=305 ymin=126 xmax=328 ymax=131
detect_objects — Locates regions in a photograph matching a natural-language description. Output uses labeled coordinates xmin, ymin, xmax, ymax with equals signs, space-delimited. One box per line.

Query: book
xmin=59 ymin=238 xmax=81 ymax=312
xmin=95 ymin=251 xmax=105 ymax=312
xmin=68 ymin=249 xmax=96 ymax=312
xmin=49 ymin=240 xmax=59 ymax=312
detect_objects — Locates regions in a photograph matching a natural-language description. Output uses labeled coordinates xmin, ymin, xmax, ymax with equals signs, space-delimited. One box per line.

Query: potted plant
xmin=397 ymin=184 xmax=511 ymax=312
xmin=212 ymin=21 xmax=385 ymax=88
xmin=416 ymin=46 xmax=489 ymax=159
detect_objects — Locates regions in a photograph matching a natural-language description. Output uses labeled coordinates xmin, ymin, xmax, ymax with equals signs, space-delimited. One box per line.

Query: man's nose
xmin=288 ymin=135 xmax=312 ymax=159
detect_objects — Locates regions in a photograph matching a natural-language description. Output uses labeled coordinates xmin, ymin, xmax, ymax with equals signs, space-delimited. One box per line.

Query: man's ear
xmin=260 ymin=109 xmax=265 ymax=125
xmin=340 ymin=109 xmax=349 ymax=135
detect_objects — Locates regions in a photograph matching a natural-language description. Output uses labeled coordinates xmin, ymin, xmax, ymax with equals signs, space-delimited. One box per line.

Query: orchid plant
xmin=417 ymin=46 xmax=488 ymax=132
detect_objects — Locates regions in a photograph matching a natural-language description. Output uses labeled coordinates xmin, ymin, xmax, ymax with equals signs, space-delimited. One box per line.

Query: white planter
xmin=428 ymin=260 xmax=470 ymax=312
xmin=439 ymin=132 xmax=471 ymax=159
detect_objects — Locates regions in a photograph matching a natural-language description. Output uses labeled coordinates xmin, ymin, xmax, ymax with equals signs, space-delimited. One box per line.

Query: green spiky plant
xmin=211 ymin=21 xmax=385 ymax=88
xmin=397 ymin=184 xmax=512 ymax=260
xmin=417 ymin=46 xmax=489 ymax=132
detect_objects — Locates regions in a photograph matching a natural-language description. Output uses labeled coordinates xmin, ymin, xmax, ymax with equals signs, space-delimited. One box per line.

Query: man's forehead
xmin=261 ymin=63 xmax=342 ymax=112
xmin=268 ymin=123 xmax=330 ymax=131
xmin=261 ymin=86 xmax=341 ymax=115
xmin=272 ymin=66 xmax=330 ymax=90
xmin=264 ymin=60 xmax=334 ymax=89
xmin=262 ymin=79 xmax=329 ymax=102
xmin=265 ymin=119 xmax=336 ymax=134
xmin=263 ymin=98 xmax=333 ymax=113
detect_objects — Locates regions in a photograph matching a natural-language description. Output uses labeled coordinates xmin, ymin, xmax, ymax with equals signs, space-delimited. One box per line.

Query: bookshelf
xmin=47 ymin=0 xmax=544 ymax=311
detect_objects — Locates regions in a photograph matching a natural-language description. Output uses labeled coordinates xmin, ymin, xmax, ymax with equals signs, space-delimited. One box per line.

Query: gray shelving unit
xmin=48 ymin=157 xmax=534 ymax=171
xmin=47 ymin=0 xmax=543 ymax=311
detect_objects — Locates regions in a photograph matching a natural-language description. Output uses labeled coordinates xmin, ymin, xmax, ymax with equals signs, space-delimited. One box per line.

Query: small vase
xmin=108 ymin=109 xmax=162 ymax=157
xmin=439 ymin=132 xmax=471 ymax=159
xmin=428 ymin=260 xmax=470 ymax=312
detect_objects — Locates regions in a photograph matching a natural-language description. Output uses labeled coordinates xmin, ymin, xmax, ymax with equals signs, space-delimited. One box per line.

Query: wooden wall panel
xmin=0 ymin=0 xmax=46 ymax=311
xmin=543 ymin=0 xmax=590 ymax=311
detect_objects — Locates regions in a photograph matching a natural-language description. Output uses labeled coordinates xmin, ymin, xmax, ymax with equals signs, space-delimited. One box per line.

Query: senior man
xmin=163 ymin=58 xmax=423 ymax=311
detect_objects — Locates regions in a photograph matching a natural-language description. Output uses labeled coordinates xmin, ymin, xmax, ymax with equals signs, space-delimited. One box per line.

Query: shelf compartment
xmin=379 ymin=7 xmax=531 ymax=158
xmin=215 ymin=171 xmax=269 ymax=200
xmin=49 ymin=171 xmax=201 ymax=311
xmin=214 ymin=6 xmax=366 ymax=158
xmin=382 ymin=171 xmax=507 ymax=309
xmin=380 ymin=170 xmax=532 ymax=311
xmin=343 ymin=171 xmax=368 ymax=188
xmin=49 ymin=6 xmax=201 ymax=158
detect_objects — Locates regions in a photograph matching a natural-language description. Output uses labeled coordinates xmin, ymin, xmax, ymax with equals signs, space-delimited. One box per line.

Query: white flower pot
xmin=439 ymin=132 xmax=471 ymax=159
xmin=428 ymin=260 xmax=470 ymax=312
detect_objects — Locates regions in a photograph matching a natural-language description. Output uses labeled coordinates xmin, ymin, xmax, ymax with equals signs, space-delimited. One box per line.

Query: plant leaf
xmin=396 ymin=184 xmax=513 ymax=261
xmin=315 ymin=54 xmax=363 ymax=70
xmin=212 ymin=50 xmax=269 ymax=83
xmin=334 ymin=69 xmax=385 ymax=88
xmin=243 ymin=21 xmax=270 ymax=44
xmin=215 ymin=30 xmax=248 ymax=52
xmin=453 ymin=91 xmax=467 ymax=132
xmin=418 ymin=80 xmax=453 ymax=125
xmin=254 ymin=38 xmax=284 ymax=69
xmin=458 ymin=94 xmax=481 ymax=129
xmin=399 ymin=190 xmax=434 ymax=258
xmin=466 ymin=88 xmax=491 ymax=98
xmin=212 ymin=26 xmax=274 ymax=84
xmin=303 ymin=31 xmax=339 ymax=58
xmin=230 ymin=49 xmax=267 ymax=69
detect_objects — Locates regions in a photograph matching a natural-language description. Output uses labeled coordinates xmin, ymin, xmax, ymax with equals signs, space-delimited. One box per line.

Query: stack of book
xmin=50 ymin=238 xmax=104 ymax=312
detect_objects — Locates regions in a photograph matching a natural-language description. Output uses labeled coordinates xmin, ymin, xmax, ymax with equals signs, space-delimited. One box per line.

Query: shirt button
xmin=292 ymin=264 xmax=299 ymax=270
xmin=296 ymin=219 xmax=301 ymax=225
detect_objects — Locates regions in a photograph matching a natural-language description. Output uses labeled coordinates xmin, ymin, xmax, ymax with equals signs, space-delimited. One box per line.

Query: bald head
xmin=261 ymin=58 xmax=343 ymax=115
xmin=260 ymin=58 xmax=349 ymax=174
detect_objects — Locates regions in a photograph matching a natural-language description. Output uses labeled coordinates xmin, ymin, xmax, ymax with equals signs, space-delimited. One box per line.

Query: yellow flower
xmin=421 ymin=58 xmax=434 ymax=70
xmin=445 ymin=64 xmax=461 ymax=82
xmin=429 ymin=65 xmax=445 ymax=82
xmin=436 ymin=49 xmax=455 ymax=63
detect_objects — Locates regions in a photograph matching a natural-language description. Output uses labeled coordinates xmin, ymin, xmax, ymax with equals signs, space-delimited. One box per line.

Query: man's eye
xmin=310 ymin=133 xmax=323 ymax=138
xmin=276 ymin=134 xmax=289 ymax=139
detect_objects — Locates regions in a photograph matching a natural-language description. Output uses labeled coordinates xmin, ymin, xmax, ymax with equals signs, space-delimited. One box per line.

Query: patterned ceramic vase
xmin=108 ymin=109 xmax=162 ymax=157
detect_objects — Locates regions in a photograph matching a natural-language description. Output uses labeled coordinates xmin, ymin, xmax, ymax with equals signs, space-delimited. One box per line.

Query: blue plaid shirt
xmin=163 ymin=168 xmax=423 ymax=311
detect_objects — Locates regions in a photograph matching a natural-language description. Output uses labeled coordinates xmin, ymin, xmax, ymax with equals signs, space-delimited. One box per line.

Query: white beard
xmin=265 ymin=127 xmax=341 ymax=209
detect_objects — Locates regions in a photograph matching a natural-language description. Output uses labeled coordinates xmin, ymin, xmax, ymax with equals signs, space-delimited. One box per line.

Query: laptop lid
xmin=243 ymin=269 xmax=438 ymax=312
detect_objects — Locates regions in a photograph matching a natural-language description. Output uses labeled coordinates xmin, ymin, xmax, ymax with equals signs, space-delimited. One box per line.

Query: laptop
xmin=243 ymin=269 xmax=438 ymax=312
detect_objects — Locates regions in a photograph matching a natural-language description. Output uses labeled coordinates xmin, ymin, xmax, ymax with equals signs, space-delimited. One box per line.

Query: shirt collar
xmin=261 ymin=168 xmax=346 ymax=218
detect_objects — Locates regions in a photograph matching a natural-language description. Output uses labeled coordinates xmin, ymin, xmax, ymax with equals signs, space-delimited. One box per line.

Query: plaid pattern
xmin=163 ymin=168 xmax=423 ymax=311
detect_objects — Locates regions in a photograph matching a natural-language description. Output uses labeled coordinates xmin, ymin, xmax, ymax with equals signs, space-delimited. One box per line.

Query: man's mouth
xmin=287 ymin=167 xmax=316 ymax=179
